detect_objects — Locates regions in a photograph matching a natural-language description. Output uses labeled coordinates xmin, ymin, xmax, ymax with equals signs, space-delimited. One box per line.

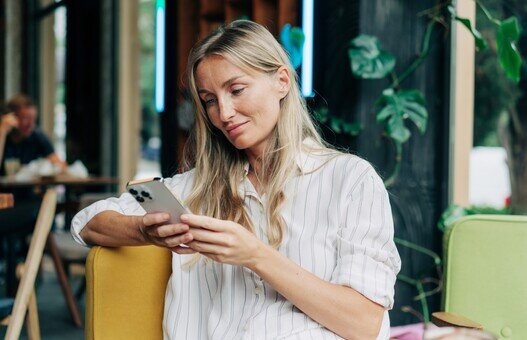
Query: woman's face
xmin=195 ymin=55 xmax=290 ymax=156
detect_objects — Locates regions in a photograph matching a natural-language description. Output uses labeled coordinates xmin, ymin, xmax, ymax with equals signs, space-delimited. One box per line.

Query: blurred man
xmin=0 ymin=93 xmax=66 ymax=172
xmin=0 ymin=94 xmax=66 ymax=296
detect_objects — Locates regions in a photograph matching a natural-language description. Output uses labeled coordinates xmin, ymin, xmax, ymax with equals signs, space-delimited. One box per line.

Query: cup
xmin=4 ymin=158 xmax=21 ymax=176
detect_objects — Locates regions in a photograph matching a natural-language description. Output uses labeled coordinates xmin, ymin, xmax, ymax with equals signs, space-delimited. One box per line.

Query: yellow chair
xmin=85 ymin=245 xmax=172 ymax=340
xmin=433 ymin=215 xmax=527 ymax=338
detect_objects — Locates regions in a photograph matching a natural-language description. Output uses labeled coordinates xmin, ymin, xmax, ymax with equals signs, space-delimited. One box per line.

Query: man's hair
xmin=6 ymin=93 xmax=36 ymax=114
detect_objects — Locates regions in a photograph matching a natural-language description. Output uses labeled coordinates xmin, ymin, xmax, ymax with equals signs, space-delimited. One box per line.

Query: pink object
xmin=390 ymin=323 xmax=439 ymax=340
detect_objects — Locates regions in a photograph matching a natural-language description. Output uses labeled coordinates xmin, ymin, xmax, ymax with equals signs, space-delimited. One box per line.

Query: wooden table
xmin=0 ymin=175 xmax=118 ymax=328
xmin=0 ymin=175 xmax=118 ymax=213
xmin=0 ymin=174 xmax=118 ymax=188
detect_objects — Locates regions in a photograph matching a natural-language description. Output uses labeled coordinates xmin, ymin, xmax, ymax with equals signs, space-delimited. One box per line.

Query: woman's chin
xmin=228 ymin=136 xmax=254 ymax=150
xmin=231 ymin=140 xmax=250 ymax=150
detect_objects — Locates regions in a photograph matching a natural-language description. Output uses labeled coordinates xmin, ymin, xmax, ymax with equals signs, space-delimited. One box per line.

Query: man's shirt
xmin=1 ymin=128 xmax=54 ymax=173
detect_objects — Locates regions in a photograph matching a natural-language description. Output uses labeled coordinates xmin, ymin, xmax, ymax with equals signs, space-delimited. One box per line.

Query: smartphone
xmin=126 ymin=177 xmax=190 ymax=224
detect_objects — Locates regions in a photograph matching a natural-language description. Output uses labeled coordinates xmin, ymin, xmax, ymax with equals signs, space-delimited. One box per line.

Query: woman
xmin=72 ymin=20 xmax=401 ymax=340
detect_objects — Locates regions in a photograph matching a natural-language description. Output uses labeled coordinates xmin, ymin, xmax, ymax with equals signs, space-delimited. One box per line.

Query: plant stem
xmin=416 ymin=280 xmax=430 ymax=323
xmin=475 ymin=0 xmax=501 ymax=26
xmin=384 ymin=141 xmax=402 ymax=187
xmin=391 ymin=20 xmax=437 ymax=89
xmin=397 ymin=274 xmax=430 ymax=323
xmin=395 ymin=237 xmax=442 ymax=266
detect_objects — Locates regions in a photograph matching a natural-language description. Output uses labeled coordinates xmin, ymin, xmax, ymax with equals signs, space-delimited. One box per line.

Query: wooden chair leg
xmin=46 ymin=234 xmax=83 ymax=327
xmin=5 ymin=190 xmax=58 ymax=340
xmin=25 ymin=290 xmax=41 ymax=340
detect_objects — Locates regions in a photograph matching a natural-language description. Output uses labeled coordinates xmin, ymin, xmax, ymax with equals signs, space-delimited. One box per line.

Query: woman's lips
xmin=226 ymin=121 xmax=248 ymax=137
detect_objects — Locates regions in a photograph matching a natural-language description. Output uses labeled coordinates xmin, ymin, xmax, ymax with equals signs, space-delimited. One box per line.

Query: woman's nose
xmin=218 ymin=99 xmax=236 ymax=122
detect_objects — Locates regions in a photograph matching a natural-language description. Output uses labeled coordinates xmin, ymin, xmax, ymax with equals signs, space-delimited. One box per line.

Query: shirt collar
xmin=295 ymin=138 xmax=331 ymax=174
xmin=242 ymin=138 xmax=329 ymax=178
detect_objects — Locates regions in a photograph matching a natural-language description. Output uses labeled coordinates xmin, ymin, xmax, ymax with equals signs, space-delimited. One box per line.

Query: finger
xmin=187 ymin=240 xmax=224 ymax=254
xmin=172 ymin=246 xmax=197 ymax=255
xmin=180 ymin=214 xmax=228 ymax=232
xmin=143 ymin=212 xmax=170 ymax=227
xmin=190 ymin=228 xmax=230 ymax=246
xmin=163 ymin=232 xmax=193 ymax=247
xmin=155 ymin=223 xmax=189 ymax=237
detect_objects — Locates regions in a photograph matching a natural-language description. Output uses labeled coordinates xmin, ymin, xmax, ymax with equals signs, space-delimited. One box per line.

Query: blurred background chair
xmin=85 ymin=245 xmax=171 ymax=340
xmin=2 ymin=189 xmax=56 ymax=340
xmin=53 ymin=192 xmax=116 ymax=301
xmin=433 ymin=215 xmax=527 ymax=339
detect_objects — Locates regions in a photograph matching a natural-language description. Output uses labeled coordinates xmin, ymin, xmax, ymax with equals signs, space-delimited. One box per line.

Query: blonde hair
xmin=184 ymin=20 xmax=335 ymax=250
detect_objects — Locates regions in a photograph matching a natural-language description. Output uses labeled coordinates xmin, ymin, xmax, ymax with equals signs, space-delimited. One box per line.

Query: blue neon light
xmin=155 ymin=1 xmax=165 ymax=112
xmin=301 ymin=0 xmax=314 ymax=97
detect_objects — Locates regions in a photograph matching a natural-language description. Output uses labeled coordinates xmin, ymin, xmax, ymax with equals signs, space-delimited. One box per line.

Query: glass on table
xmin=4 ymin=158 xmax=21 ymax=176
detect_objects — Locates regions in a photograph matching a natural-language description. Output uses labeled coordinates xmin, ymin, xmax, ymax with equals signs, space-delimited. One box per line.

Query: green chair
xmin=436 ymin=215 xmax=527 ymax=339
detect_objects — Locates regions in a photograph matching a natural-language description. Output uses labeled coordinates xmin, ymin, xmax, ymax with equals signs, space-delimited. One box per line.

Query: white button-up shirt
xmin=72 ymin=149 xmax=401 ymax=340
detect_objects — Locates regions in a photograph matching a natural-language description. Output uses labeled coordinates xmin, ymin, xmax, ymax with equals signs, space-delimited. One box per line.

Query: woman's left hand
xmin=174 ymin=214 xmax=265 ymax=268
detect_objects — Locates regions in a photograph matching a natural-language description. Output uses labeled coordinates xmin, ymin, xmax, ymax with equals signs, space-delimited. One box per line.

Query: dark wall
xmin=0 ymin=0 xmax=4 ymax=103
xmin=160 ymin=0 xmax=179 ymax=177
xmin=66 ymin=0 xmax=118 ymax=176
xmin=314 ymin=0 xmax=449 ymax=325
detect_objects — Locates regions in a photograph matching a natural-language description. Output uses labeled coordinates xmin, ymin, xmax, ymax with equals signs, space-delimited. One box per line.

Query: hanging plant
xmin=344 ymin=2 xmax=523 ymax=187
xmin=348 ymin=34 xmax=396 ymax=79
xmin=279 ymin=23 xmax=305 ymax=69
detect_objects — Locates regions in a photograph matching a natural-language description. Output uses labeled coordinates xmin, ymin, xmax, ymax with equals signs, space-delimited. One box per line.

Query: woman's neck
xmin=245 ymin=148 xmax=265 ymax=194
xmin=245 ymin=144 xmax=265 ymax=176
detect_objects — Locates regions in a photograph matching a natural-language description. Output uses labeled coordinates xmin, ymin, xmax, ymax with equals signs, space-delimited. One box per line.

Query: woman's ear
xmin=276 ymin=66 xmax=291 ymax=99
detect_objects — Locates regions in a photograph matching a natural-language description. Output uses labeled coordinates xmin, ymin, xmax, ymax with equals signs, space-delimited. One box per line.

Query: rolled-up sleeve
xmin=331 ymin=165 xmax=401 ymax=309
xmin=71 ymin=193 xmax=144 ymax=247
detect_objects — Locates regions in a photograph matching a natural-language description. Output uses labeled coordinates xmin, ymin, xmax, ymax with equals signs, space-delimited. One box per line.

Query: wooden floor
xmin=0 ymin=255 xmax=85 ymax=340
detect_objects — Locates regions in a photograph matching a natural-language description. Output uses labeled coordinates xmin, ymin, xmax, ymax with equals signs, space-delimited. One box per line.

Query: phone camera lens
xmin=129 ymin=189 xmax=138 ymax=195
xmin=136 ymin=196 xmax=145 ymax=203
xmin=141 ymin=191 xmax=151 ymax=199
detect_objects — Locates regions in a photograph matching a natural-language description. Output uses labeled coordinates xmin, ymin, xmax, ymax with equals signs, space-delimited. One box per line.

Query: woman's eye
xmin=232 ymin=88 xmax=244 ymax=96
xmin=204 ymin=98 xmax=217 ymax=106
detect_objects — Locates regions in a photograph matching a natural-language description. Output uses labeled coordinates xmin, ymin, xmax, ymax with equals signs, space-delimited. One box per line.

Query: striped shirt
xmin=72 ymin=149 xmax=401 ymax=340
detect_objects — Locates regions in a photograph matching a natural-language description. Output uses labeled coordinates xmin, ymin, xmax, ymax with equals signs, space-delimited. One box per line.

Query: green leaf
xmin=437 ymin=205 xmax=468 ymax=232
xmin=437 ymin=204 xmax=511 ymax=232
xmin=376 ymin=105 xmax=393 ymax=123
xmin=313 ymin=106 xmax=329 ymax=123
xmin=448 ymin=6 xmax=488 ymax=51
xmin=387 ymin=115 xmax=411 ymax=143
xmin=398 ymin=90 xmax=428 ymax=134
xmin=329 ymin=117 xmax=342 ymax=134
xmin=376 ymin=88 xmax=429 ymax=142
xmin=343 ymin=122 xmax=362 ymax=136
xmin=280 ymin=24 xmax=305 ymax=69
xmin=348 ymin=35 xmax=396 ymax=79
xmin=496 ymin=17 xmax=522 ymax=83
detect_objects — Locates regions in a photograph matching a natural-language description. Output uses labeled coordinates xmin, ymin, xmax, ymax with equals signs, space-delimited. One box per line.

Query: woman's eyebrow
xmin=221 ymin=75 xmax=244 ymax=88
xmin=198 ymin=75 xmax=245 ymax=94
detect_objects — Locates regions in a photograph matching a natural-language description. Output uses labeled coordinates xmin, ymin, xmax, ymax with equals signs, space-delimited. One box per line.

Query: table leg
xmin=46 ymin=234 xmax=83 ymax=327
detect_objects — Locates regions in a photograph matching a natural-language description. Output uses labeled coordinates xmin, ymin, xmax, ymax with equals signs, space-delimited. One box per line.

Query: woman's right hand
xmin=139 ymin=212 xmax=194 ymax=249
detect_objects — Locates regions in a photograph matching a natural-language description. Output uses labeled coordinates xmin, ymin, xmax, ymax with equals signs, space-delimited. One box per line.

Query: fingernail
xmin=180 ymin=214 xmax=189 ymax=221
